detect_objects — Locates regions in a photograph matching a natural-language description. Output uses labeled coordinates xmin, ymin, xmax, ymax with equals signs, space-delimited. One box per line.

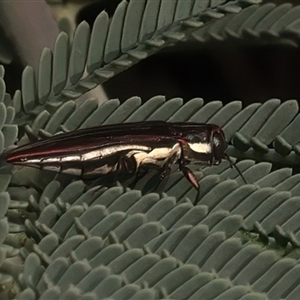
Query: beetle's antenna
xmin=224 ymin=153 xmax=247 ymax=184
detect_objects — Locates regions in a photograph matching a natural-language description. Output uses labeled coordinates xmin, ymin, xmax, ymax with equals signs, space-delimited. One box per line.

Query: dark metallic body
xmin=4 ymin=121 xmax=228 ymax=189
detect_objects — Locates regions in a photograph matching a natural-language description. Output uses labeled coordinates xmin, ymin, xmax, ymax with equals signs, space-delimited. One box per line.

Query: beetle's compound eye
xmin=212 ymin=130 xmax=227 ymax=164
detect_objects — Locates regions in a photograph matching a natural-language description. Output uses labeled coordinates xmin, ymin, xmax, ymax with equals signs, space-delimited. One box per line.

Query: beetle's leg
xmin=160 ymin=167 xmax=171 ymax=180
xmin=160 ymin=150 xmax=180 ymax=180
xmin=178 ymin=139 xmax=200 ymax=190
xmin=180 ymin=165 xmax=199 ymax=189
xmin=124 ymin=151 xmax=149 ymax=186
xmin=116 ymin=154 xmax=137 ymax=173
xmin=114 ymin=154 xmax=138 ymax=186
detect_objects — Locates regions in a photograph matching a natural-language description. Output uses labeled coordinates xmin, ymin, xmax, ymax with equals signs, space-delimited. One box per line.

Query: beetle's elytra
xmin=3 ymin=121 xmax=244 ymax=189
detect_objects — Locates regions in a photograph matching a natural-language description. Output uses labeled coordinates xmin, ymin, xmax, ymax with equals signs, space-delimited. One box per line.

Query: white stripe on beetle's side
xmin=23 ymin=145 xmax=150 ymax=164
xmin=32 ymin=156 xmax=81 ymax=164
xmin=81 ymin=145 xmax=151 ymax=161
xmin=61 ymin=156 xmax=81 ymax=162
xmin=188 ymin=142 xmax=211 ymax=154
xmin=131 ymin=143 xmax=181 ymax=167
xmin=83 ymin=164 xmax=118 ymax=176
xmin=21 ymin=158 xmax=41 ymax=163
xmin=60 ymin=167 xmax=82 ymax=176
xmin=42 ymin=165 xmax=61 ymax=172
xmin=41 ymin=157 xmax=61 ymax=163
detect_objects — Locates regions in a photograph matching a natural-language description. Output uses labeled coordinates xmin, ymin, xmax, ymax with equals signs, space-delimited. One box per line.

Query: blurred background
xmin=1 ymin=0 xmax=300 ymax=106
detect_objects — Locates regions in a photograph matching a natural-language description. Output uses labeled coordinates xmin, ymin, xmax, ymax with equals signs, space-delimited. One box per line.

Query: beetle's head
xmin=180 ymin=125 xmax=228 ymax=166
xmin=211 ymin=127 xmax=247 ymax=183
xmin=182 ymin=124 xmax=247 ymax=183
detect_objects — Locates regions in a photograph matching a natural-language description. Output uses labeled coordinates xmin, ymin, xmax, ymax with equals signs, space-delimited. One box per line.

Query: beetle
xmin=3 ymin=121 xmax=245 ymax=189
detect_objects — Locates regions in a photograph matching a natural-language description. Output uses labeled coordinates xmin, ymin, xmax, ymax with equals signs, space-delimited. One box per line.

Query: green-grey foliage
xmin=1 ymin=0 xmax=300 ymax=299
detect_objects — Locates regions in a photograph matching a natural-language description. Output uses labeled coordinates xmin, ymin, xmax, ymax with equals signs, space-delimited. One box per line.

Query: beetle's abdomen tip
xmin=1 ymin=150 xmax=21 ymax=164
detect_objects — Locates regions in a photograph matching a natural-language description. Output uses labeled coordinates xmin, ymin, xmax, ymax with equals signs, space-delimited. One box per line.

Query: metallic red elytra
xmin=3 ymin=121 xmax=245 ymax=189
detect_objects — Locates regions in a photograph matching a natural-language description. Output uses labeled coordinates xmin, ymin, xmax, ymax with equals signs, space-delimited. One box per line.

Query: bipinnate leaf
xmin=13 ymin=0 xmax=295 ymax=126
xmin=2 ymin=1 xmax=300 ymax=299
